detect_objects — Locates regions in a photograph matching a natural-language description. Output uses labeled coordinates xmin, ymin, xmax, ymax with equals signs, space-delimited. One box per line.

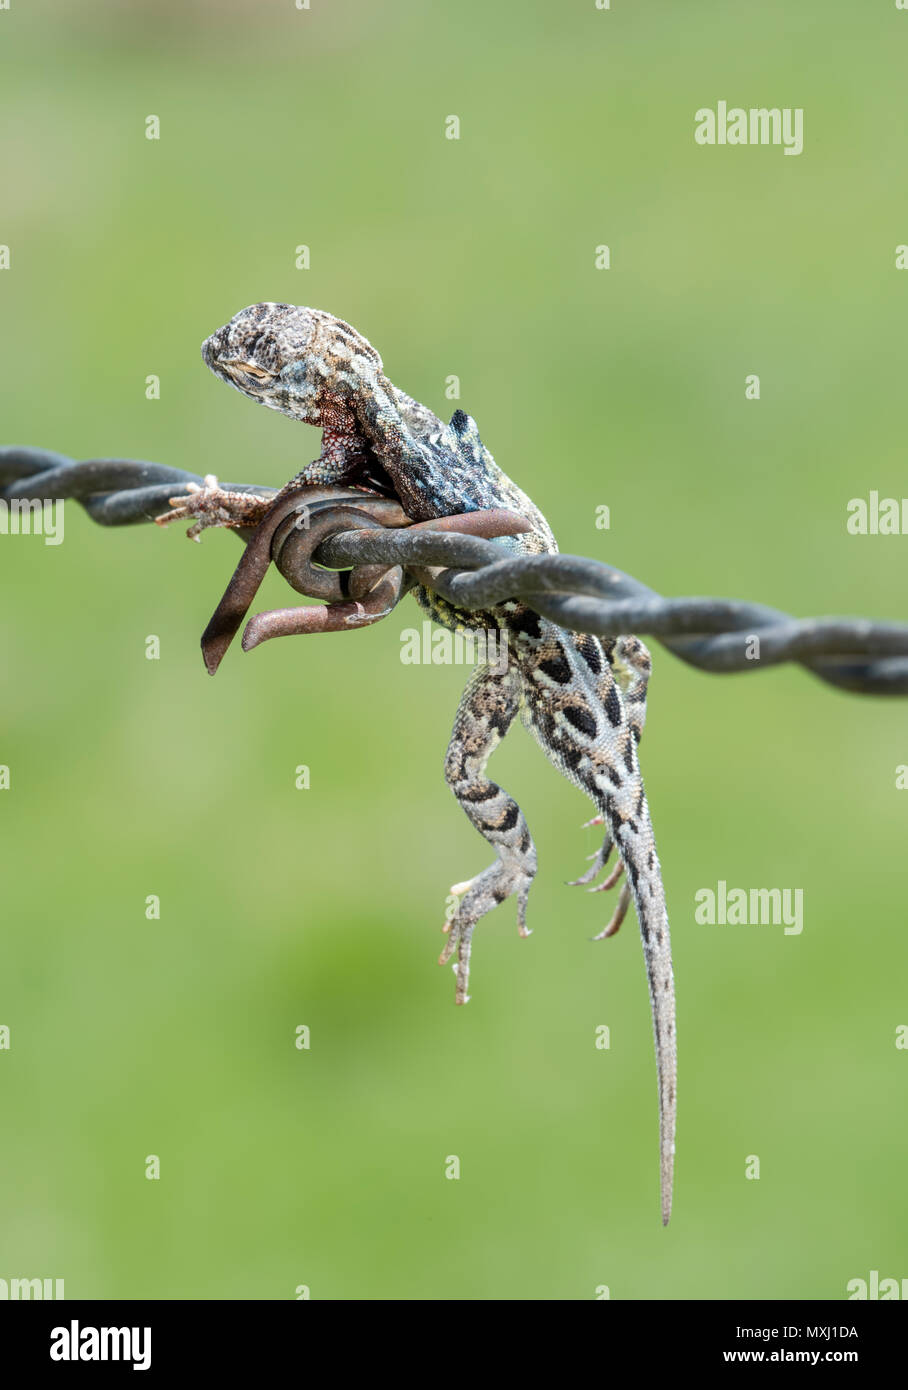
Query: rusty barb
xmin=190 ymin=483 xmax=531 ymax=675
xmin=2 ymin=445 xmax=908 ymax=695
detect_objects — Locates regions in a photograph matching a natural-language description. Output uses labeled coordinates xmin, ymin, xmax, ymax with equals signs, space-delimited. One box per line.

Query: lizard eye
xmin=236 ymin=363 xmax=272 ymax=381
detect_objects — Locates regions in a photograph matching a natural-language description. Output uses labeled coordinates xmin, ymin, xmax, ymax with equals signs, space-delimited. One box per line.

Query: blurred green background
xmin=1 ymin=0 xmax=906 ymax=1300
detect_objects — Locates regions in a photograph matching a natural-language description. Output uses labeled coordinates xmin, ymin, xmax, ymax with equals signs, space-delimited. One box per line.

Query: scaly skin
xmin=171 ymin=302 xmax=677 ymax=1225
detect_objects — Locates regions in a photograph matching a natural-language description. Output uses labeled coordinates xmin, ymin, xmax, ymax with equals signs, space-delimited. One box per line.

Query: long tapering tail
xmin=609 ymin=805 xmax=677 ymax=1225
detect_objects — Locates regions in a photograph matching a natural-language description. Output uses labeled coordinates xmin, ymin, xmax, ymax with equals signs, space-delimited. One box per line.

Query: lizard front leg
xmin=440 ymin=661 xmax=538 ymax=1005
xmin=155 ymin=475 xmax=274 ymax=540
xmin=155 ymin=425 xmax=373 ymax=540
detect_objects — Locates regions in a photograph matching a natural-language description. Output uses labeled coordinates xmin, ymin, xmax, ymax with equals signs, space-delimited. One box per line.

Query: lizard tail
xmin=514 ymin=618 xmax=676 ymax=1223
xmin=607 ymin=805 xmax=677 ymax=1226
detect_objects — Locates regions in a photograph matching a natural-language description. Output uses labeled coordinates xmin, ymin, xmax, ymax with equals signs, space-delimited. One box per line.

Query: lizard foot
xmin=568 ymin=820 xmax=618 ymax=888
xmin=568 ymin=820 xmax=631 ymax=936
xmin=591 ymin=880 xmax=632 ymax=940
xmin=439 ymin=862 xmax=534 ymax=1005
xmin=154 ymin=474 xmax=270 ymax=541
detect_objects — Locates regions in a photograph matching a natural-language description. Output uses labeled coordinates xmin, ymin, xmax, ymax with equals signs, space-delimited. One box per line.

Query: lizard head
xmin=201 ymin=302 xmax=384 ymax=427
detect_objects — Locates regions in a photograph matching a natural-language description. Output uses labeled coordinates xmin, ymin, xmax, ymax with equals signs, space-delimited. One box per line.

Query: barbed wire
xmin=2 ymin=445 xmax=906 ymax=694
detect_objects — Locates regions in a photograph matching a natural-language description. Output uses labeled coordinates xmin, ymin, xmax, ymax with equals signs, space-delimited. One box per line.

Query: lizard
xmin=159 ymin=302 xmax=678 ymax=1225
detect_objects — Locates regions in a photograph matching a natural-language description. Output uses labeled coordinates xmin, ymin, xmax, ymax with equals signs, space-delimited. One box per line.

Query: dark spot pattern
xmin=577 ymin=635 xmax=603 ymax=674
xmin=462 ymin=783 xmax=497 ymax=803
xmin=559 ymin=745 xmax=582 ymax=772
xmin=509 ymin=608 xmax=542 ymax=640
xmin=564 ymin=705 xmax=598 ymax=738
xmin=538 ymin=654 xmax=572 ymax=684
xmin=604 ymin=683 xmax=623 ymax=727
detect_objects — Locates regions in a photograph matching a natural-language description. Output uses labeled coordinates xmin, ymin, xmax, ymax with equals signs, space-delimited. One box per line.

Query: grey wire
xmin=317 ymin=530 xmax=908 ymax=694
xmin=2 ymin=447 xmax=905 ymax=694
xmin=0 ymin=447 xmax=271 ymax=526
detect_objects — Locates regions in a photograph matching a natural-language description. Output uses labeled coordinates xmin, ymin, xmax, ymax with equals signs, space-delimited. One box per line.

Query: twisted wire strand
xmin=2 ymin=446 xmax=905 ymax=694
xmin=0 ymin=446 xmax=272 ymax=526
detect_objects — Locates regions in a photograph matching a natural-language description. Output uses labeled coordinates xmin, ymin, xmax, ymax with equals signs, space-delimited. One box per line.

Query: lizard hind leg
xmin=440 ymin=662 xmax=538 ymax=1005
xmin=569 ymin=633 xmax=653 ymax=895
xmin=517 ymin=621 xmax=676 ymax=1224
